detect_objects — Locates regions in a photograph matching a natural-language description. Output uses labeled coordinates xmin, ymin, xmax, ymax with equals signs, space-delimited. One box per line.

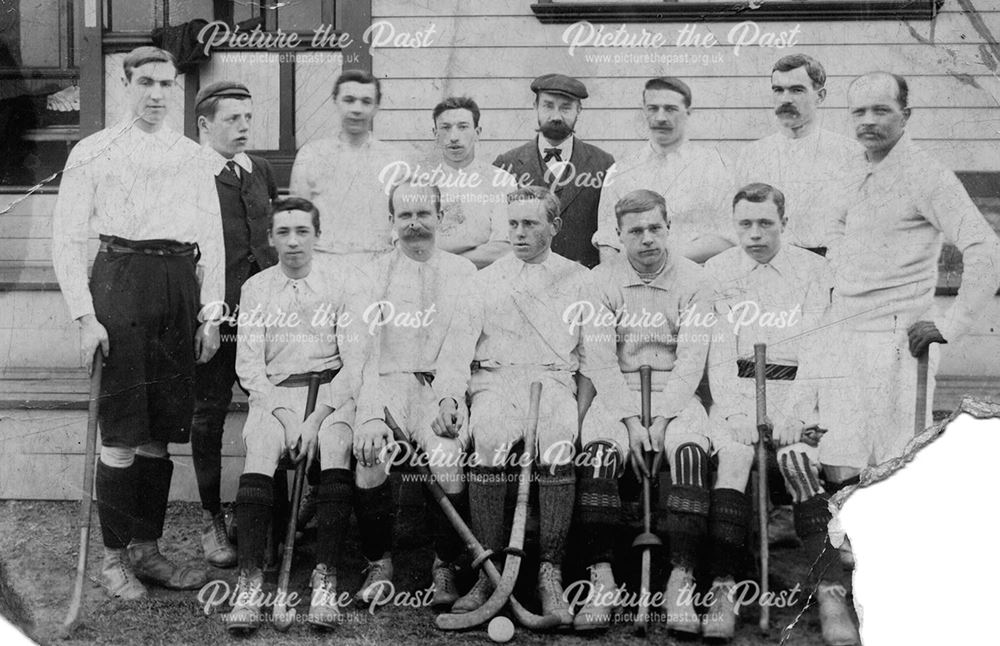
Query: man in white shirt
xmin=289 ymin=70 xmax=412 ymax=263
xmin=448 ymin=187 xmax=629 ymax=626
xmin=423 ymin=96 xmax=516 ymax=268
xmin=350 ymin=178 xmax=479 ymax=609
xmin=52 ymin=46 xmax=223 ymax=601
xmin=733 ymin=54 xmax=862 ymax=255
xmin=818 ymin=71 xmax=1000 ymax=481
xmin=594 ymin=77 xmax=735 ymax=264
xmin=227 ymin=197 xmax=360 ymax=633
xmin=703 ymin=183 xmax=847 ymax=641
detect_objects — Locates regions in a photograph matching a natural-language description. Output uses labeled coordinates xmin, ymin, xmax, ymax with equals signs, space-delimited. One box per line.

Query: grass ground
xmin=0 ymin=490 xmax=839 ymax=646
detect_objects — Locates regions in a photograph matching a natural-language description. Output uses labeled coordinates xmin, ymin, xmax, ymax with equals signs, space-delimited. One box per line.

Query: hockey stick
xmin=392 ymin=439 xmax=561 ymax=631
xmin=633 ymin=365 xmax=660 ymax=636
xmin=436 ymin=381 xmax=543 ymax=631
xmin=754 ymin=343 xmax=771 ymax=634
xmin=272 ymin=373 xmax=322 ymax=632
xmin=914 ymin=351 xmax=930 ymax=436
xmin=59 ymin=350 xmax=103 ymax=638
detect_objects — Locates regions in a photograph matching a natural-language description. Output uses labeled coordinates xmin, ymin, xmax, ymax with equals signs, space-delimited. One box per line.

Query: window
xmin=0 ymin=0 xmax=80 ymax=187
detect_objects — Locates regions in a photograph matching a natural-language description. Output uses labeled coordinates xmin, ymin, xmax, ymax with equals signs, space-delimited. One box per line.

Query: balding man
xmin=794 ymin=71 xmax=1000 ymax=645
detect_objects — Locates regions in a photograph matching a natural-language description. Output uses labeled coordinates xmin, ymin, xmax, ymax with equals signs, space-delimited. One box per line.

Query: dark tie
xmin=543 ymin=147 xmax=562 ymax=163
xmin=226 ymin=160 xmax=241 ymax=184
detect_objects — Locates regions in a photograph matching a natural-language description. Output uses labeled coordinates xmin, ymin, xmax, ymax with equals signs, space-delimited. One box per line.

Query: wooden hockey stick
xmin=914 ymin=351 xmax=930 ymax=436
xmin=436 ymin=381 xmax=543 ymax=631
xmin=59 ymin=350 xmax=103 ymax=638
xmin=633 ymin=365 xmax=661 ymax=636
xmin=272 ymin=373 xmax=322 ymax=632
xmin=754 ymin=343 xmax=771 ymax=634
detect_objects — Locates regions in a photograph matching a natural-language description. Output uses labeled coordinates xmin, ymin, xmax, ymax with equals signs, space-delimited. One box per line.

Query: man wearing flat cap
xmin=192 ymin=80 xmax=278 ymax=568
xmin=493 ymin=73 xmax=614 ymax=268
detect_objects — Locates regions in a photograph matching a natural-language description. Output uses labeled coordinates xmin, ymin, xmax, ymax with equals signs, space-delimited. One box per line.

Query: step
xmin=0 ymin=368 xmax=249 ymax=501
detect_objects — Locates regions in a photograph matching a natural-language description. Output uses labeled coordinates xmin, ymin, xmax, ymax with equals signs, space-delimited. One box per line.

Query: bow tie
xmin=543 ymin=147 xmax=562 ymax=163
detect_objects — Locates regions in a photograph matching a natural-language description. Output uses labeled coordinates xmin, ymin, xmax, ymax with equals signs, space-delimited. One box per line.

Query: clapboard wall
xmin=371 ymin=0 xmax=999 ymax=169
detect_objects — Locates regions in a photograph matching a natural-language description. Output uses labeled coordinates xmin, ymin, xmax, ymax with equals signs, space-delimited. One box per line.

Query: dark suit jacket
xmin=493 ymin=137 xmax=614 ymax=268
xmin=215 ymin=153 xmax=278 ymax=311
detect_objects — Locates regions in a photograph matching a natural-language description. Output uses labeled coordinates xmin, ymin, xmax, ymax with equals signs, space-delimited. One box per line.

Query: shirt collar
xmin=202 ymin=145 xmax=253 ymax=175
xmin=740 ymin=244 xmax=789 ymax=276
xmin=275 ymin=263 xmax=326 ymax=294
xmin=622 ymin=249 xmax=677 ymax=290
xmin=867 ymin=131 xmax=914 ymax=175
xmin=115 ymin=117 xmax=178 ymax=145
xmin=641 ymin=138 xmax=689 ymax=162
xmin=537 ymin=135 xmax=574 ymax=161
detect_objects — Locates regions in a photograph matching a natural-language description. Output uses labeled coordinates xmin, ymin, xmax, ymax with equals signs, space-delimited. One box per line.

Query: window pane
xmin=0 ymin=1 xmax=78 ymax=186
xmin=277 ymin=1 xmax=321 ymax=31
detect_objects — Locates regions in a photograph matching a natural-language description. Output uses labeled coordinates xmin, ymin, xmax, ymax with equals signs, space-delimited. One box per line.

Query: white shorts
xmin=468 ymin=368 xmax=578 ymax=463
xmin=708 ymin=376 xmax=803 ymax=450
xmin=813 ymin=328 xmax=938 ymax=469
xmin=242 ymin=382 xmax=355 ymax=475
xmin=376 ymin=372 xmax=472 ymax=451
xmin=581 ymin=387 xmax=709 ymax=457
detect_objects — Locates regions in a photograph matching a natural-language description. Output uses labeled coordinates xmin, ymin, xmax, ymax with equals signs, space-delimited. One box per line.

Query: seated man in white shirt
xmin=351 ymin=178 xmax=478 ymax=609
xmin=448 ymin=187 xmax=631 ymax=626
xmin=703 ymin=183 xmax=848 ymax=641
xmin=226 ymin=198 xmax=360 ymax=633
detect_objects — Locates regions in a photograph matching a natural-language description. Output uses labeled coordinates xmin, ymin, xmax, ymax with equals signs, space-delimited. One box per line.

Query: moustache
xmin=537 ymin=121 xmax=575 ymax=139
xmin=401 ymin=225 xmax=433 ymax=240
xmin=856 ymin=128 xmax=880 ymax=138
xmin=775 ymin=105 xmax=799 ymax=116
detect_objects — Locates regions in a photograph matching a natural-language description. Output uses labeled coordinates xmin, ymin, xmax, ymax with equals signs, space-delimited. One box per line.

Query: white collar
xmin=202 ymin=145 xmax=253 ymax=176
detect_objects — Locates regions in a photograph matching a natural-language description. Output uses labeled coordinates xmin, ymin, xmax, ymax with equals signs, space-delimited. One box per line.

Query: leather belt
xmin=98 ymin=234 xmax=199 ymax=259
xmin=277 ymin=368 xmax=339 ymax=388
xmin=736 ymin=359 xmax=797 ymax=381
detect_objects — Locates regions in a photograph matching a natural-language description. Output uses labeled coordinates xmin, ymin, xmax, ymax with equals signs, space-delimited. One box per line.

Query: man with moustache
xmin=425 ymin=96 xmax=517 ymax=268
xmin=447 ymin=187 xmax=631 ymax=626
xmin=191 ymin=81 xmax=278 ymax=568
xmin=52 ymin=46 xmax=223 ymax=599
xmin=494 ymin=74 xmax=614 ymax=268
xmin=702 ymin=183 xmax=829 ymax=640
xmin=734 ymin=54 xmax=862 ymax=255
xmin=227 ymin=198 xmax=361 ymax=632
xmin=802 ymin=72 xmax=1000 ymax=644
xmin=575 ymin=189 xmax=713 ymax=635
xmin=593 ymin=77 xmax=735 ymax=264
xmin=290 ymin=70 xmax=412 ymax=264
xmin=351 ymin=178 xmax=478 ymax=609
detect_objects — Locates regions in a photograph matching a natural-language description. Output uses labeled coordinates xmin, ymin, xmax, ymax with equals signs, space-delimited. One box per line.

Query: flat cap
xmin=530 ymin=73 xmax=588 ymax=100
xmin=195 ymin=81 xmax=252 ymax=107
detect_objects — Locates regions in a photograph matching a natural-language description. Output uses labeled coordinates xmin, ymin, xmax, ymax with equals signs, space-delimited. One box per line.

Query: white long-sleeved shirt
xmin=733 ymin=127 xmax=863 ymax=249
xmin=428 ymin=157 xmax=517 ymax=253
xmin=289 ymin=135 xmax=413 ymax=256
xmin=593 ymin=140 xmax=735 ymax=253
xmin=827 ymin=134 xmax=1000 ymax=341
xmin=705 ymin=244 xmax=828 ymax=421
xmin=587 ymin=252 xmax=713 ymax=420
xmin=235 ymin=257 xmax=361 ymax=412
xmin=52 ymin=119 xmax=224 ymax=321
xmin=354 ymin=248 xmax=478 ymax=424
xmin=449 ymin=251 xmax=634 ymax=421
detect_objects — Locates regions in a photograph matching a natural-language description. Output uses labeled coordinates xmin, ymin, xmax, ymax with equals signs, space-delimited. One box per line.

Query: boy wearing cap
xmin=494 ymin=73 xmax=614 ymax=268
xmin=192 ymin=80 xmax=279 ymax=568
